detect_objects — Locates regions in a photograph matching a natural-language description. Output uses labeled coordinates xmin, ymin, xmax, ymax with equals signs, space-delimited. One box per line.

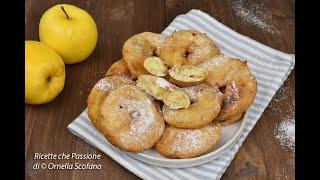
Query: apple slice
xmin=168 ymin=65 xmax=208 ymax=87
xmin=143 ymin=56 xmax=168 ymax=77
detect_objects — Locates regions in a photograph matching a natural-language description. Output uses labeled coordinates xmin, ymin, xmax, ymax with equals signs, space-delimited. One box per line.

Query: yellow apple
xmin=39 ymin=4 xmax=98 ymax=64
xmin=25 ymin=41 xmax=66 ymax=104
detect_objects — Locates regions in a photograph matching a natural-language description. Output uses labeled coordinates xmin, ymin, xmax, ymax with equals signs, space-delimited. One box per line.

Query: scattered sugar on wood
xmin=272 ymin=153 xmax=295 ymax=180
xmin=272 ymin=167 xmax=291 ymax=180
xmin=268 ymin=81 xmax=294 ymax=116
xmin=274 ymin=115 xmax=295 ymax=152
xmin=269 ymin=82 xmax=295 ymax=152
xmin=232 ymin=0 xmax=278 ymax=33
xmin=269 ymin=82 xmax=294 ymax=111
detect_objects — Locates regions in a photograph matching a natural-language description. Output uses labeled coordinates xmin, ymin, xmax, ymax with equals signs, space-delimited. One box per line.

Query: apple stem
xmin=61 ymin=6 xmax=70 ymax=20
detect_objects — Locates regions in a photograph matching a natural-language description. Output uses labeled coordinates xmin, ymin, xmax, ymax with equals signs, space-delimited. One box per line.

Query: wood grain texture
xmin=25 ymin=0 xmax=295 ymax=179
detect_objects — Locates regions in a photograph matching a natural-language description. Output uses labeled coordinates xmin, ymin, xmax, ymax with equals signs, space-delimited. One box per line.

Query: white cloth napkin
xmin=68 ymin=9 xmax=295 ymax=180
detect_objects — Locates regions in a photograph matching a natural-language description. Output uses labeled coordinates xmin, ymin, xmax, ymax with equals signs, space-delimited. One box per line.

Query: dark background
xmin=25 ymin=0 xmax=295 ymax=179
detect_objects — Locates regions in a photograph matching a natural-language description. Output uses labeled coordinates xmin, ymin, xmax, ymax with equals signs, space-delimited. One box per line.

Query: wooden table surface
xmin=25 ymin=0 xmax=295 ymax=179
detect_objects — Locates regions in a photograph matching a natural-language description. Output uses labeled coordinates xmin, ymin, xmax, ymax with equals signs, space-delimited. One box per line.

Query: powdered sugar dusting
xmin=183 ymin=84 xmax=207 ymax=102
xmin=199 ymin=55 xmax=228 ymax=69
xmin=171 ymin=130 xmax=203 ymax=152
xmin=231 ymin=80 xmax=240 ymax=99
xmin=119 ymin=98 xmax=156 ymax=147
xmin=191 ymin=43 xmax=214 ymax=61
xmin=156 ymin=77 xmax=175 ymax=90
xmin=184 ymin=87 xmax=199 ymax=103
xmin=225 ymin=81 xmax=240 ymax=105
xmin=122 ymin=98 xmax=155 ymax=132
xmin=232 ymin=0 xmax=278 ymax=33
xmin=167 ymin=124 xmax=220 ymax=153
xmin=96 ymin=78 xmax=114 ymax=91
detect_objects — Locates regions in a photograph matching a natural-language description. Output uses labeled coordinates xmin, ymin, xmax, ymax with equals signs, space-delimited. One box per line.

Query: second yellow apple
xmin=25 ymin=41 xmax=65 ymax=104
